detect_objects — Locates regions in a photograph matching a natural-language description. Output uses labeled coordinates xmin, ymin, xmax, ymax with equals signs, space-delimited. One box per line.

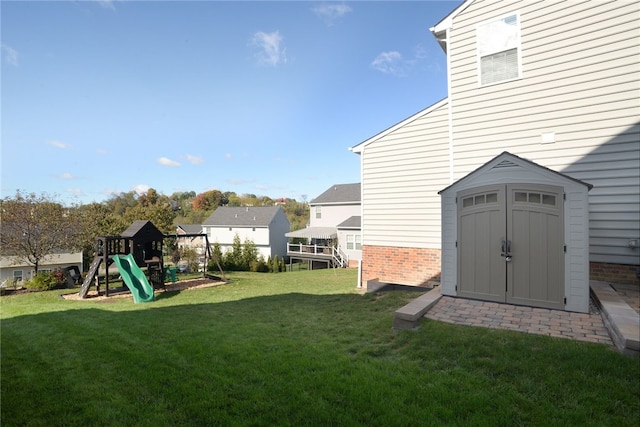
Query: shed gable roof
xmin=203 ymin=206 xmax=285 ymax=227
xmin=310 ymin=183 xmax=361 ymax=205
xmin=438 ymin=152 xmax=593 ymax=194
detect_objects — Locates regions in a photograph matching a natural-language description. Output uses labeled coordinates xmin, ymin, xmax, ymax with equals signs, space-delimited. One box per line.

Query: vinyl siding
xmin=361 ymin=101 xmax=450 ymax=248
xmin=267 ymin=210 xmax=291 ymax=259
xmin=205 ymin=226 xmax=270 ymax=247
xmin=448 ymin=0 xmax=640 ymax=265
xmin=309 ymin=204 xmax=360 ymax=228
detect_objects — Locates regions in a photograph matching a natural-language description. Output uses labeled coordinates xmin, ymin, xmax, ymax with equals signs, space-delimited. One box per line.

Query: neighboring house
xmin=0 ymin=250 xmax=83 ymax=288
xmin=175 ymin=224 xmax=206 ymax=254
xmin=286 ymin=183 xmax=361 ymax=268
xmin=350 ymin=0 xmax=639 ymax=311
xmin=203 ymin=206 xmax=290 ymax=261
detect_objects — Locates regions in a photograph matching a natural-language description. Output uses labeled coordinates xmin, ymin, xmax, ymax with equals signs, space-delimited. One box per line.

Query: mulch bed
xmin=60 ymin=277 xmax=225 ymax=301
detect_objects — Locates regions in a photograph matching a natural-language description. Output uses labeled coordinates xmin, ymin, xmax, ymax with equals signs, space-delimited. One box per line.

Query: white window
xmin=347 ymin=234 xmax=354 ymax=250
xmin=346 ymin=234 xmax=362 ymax=251
xmin=477 ymin=13 xmax=520 ymax=86
xmin=13 ymin=270 xmax=23 ymax=282
xmin=315 ymin=206 xmax=321 ymax=219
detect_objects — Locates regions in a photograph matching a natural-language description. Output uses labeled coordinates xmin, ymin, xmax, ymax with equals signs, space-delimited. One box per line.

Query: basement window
xmin=477 ymin=13 xmax=521 ymax=86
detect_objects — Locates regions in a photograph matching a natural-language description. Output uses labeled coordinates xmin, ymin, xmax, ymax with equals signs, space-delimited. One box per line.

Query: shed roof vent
xmin=492 ymin=159 xmax=518 ymax=169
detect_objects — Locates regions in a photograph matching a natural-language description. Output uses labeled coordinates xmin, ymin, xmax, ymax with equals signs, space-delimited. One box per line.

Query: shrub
xmin=25 ymin=272 xmax=63 ymax=292
xmin=249 ymin=257 xmax=269 ymax=273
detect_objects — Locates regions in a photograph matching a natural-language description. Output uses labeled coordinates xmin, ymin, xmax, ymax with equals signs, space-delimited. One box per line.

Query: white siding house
xmin=203 ymin=206 xmax=290 ymax=261
xmin=351 ymin=0 xmax=639 ymax=296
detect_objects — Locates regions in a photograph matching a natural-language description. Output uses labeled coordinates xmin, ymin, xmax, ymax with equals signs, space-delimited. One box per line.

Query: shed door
xmin=457 ymin=184 xmax=564 ymax=309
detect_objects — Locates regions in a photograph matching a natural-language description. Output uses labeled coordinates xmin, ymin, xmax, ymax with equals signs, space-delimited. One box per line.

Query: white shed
xmin=439 ymin=152 xmax=592 ymax=313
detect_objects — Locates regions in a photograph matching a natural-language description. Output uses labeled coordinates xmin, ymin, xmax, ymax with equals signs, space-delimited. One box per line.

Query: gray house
xmin=350 ymin=0 xmax=639 ymax=311
xmin=203 ymin=206 xmax=290 ymax=261
xmin=175 ymin=224 xmax=206 ymax=253
xmin=286 ymin=183 xmax=361 ymax=268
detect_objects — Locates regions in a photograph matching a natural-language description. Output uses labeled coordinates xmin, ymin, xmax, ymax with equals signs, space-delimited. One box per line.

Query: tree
xmin=122 ymin=202 xmax=176 ymax=234
xmin=120 ymin=189 xmax=176 ymax=234
xmin=192 ymin=190 xmax=224 ymax=211
xmin=281 ymin=199 xmax=309 ymax=231
xmin=226 ymin=194 xmax=242 ymax=207
xmin=224 ymin=234 xmax=244 ymax=270
xmin=104 ymin=191 xmax=138 ymax=216
xmin=75 ymin=202 xmax=129 ymax=267
xmin=0 ymin=191 xmax=80 ymax=274
xmin=241 ymin=237 xmax=259 ymax=269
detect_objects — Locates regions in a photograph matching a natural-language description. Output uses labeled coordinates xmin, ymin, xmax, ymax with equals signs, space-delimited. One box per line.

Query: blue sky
xmin=2 ymin=0 xmax=459 ymax=205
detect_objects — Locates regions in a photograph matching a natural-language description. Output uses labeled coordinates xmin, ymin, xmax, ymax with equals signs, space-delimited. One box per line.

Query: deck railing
xmin=287 ymin=243 xmax=348 ymax=267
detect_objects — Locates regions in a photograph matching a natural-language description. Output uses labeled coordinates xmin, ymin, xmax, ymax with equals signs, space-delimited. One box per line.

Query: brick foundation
xmin=361 ymin=245 xmax=441 ymax=287
xmin=590 ymin=262 xmax=640 ymax=285
xmin=361 ymin=246 xmax=639 ymax=287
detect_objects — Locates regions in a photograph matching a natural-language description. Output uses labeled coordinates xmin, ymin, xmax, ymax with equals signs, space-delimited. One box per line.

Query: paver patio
xmin=423 ymin=295 xmax=613 ymax=346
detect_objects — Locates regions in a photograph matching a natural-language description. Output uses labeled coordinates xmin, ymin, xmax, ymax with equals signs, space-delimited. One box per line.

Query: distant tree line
xmin=0 ymin=189 xmax=310 ymax=275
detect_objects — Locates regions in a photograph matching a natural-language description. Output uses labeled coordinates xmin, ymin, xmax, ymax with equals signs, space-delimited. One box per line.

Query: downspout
xmin=347 ymin=144 xmax=365 ymax=289
xmin=446 ymin=27 xmax=454 ymax=185
xmin=357 ymin=147 xmax=364 ymax=289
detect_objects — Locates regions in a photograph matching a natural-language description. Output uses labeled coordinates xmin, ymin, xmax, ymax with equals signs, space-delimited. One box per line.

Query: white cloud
xmin=97 ymin=148 xmax=109 ymax=155
xmin=225 ymin=153 xmax=232 ymax=160
xmin=59 ymin=172 xmax=75 ymax=180
xmin=414 ymin=44 xmax=428 ymax=60
xmin=371 ymin=45 xmax=434 ymax=76
xmin=2 ymin=44 xmax=19 ymax=66
xmin=250 ymin=31 xmax=286 ymax=67
xmin=157 ymin=157 xmax=181 ymax=167
xmin=185 ymin=154 xmax=203 ymax=165
xmin=132 ymin=184 xmax=150 ymax=195
xmin=312 ymin=3 xmax=352 ymax=26
xmin=97 ymin=0 xmax=116 ymax=11
xmin=370 ymin=51 xmax=405 ymax=76
xmin=227 ymin=178 xmax=249 ymax=186
xmin=47 ymin=140 xmax=72 ymax=149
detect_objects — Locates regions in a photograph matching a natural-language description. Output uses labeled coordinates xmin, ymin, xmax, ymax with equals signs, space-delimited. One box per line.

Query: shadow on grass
xmin=2 ymin=290 xmax=639 ymax=426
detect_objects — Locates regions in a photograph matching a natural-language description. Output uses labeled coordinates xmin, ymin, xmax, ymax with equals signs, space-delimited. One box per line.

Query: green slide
xmin=111 ymin=254 xmax=155 ymax=303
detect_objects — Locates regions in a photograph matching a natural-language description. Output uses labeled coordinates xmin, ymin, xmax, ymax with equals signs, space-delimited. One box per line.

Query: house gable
xmin=203 ymin=206 xmax=290 ymax=260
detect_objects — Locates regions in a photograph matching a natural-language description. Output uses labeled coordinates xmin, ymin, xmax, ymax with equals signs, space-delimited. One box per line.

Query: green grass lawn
xmin=1 ymin=269 xmax=638 ymax=426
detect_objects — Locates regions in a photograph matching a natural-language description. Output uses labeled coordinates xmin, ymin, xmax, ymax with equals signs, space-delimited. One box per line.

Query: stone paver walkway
xmin=609 ymin=283 xmax=640 ymax=315
xmin=424 ymin=296 xmax=613 ymax=346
